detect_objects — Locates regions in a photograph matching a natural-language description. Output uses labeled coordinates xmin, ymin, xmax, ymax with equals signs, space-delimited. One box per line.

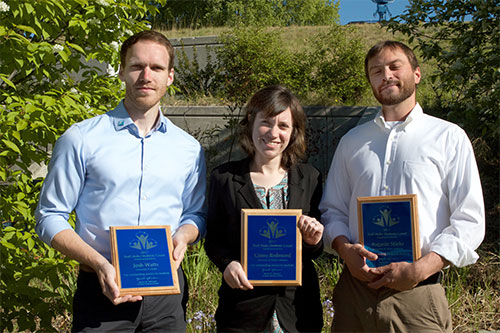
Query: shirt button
xmin=383 ymin=185 xmax=389 ymax=190
xmin=386 ymin=160 xmax=392 ymax=165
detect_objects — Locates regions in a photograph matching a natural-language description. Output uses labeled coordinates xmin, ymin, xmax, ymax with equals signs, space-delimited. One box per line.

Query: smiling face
xmin=367 ymin=47 xmax=421 ymax=107
xmin=119 ymin=40 xmax=174 ymax=114
xmin=251 ymin=108 xmax=294 ymax=165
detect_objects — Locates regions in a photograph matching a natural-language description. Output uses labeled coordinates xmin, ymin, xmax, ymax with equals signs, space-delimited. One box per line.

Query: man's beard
xmin=372 ymin=80 xmax=416 ymax=106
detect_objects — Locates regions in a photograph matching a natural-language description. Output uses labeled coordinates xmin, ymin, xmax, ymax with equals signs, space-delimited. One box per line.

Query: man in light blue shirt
xmin=36 ymin=30 xmax=207 ymax=331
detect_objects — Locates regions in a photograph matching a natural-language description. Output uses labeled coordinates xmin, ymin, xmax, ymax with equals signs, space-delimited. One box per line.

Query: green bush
xmin=175 ymin=44 xmax=224 ymax=98
xmin=0 ymin=0 xmax=165 ymax=330
xmin=176 ymin=26 xmax=368 ymax=105
xmin=303 ymin=24 xmax=367 ymax=104
xmin=216 ymin=27 xmax=304 ymax=103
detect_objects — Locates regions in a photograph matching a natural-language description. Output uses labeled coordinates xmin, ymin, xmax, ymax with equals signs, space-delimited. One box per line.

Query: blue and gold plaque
xmin=357 ymin=195 xmax=420 ymax=268
xmin=241 ymin=209 xmax=302 ymax=286
xmin=110 ymin=226 xmax=180 ymax=296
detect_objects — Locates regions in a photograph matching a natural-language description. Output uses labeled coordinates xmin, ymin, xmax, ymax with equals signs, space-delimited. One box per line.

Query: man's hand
xmin=297 ymin=215 xmax=323 ymax=245
xmin=94 ymin=261 xmax=143 ymax=305
xmin=368 ymin=252 xmax=448 ymax=291
xmin=333 ymin=236 xmax=380 ymax=282
xmin=51 ymin=229 xmax=142 ymax=305
xmin=172 ymin=224 xmax=199 ymax=269
xmin=367 ymin=262 xmax=420 ymax=291
xmin=223 ymin=261 xmax=253 ymax=290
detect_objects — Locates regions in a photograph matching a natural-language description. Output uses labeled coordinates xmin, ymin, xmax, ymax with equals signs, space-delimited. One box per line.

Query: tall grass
xmin=30 ymin=240 xmax=500 ymax=332
xmin=183 ymin=242 xmax=219 ymax=332
xmin=182 ymin=246 xmax=499 ymax=332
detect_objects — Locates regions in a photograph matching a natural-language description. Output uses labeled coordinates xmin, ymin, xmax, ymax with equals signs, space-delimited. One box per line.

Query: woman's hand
xmin=298 ymin=215 xmax=323 ymax=245
xmin=223 ymin=261 xmax=254 ymax=290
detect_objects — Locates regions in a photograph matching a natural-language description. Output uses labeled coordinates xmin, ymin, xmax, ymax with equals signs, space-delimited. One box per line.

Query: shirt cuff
xmin=322 ymin=221 xmax=351 ymax=255
xmin=430 ymin=233 xmax=479 ymax=267
xmin=177 ymin=219 xmax=206 ymax=244
xmin=35 ymin=216 xmax=74 ymax=246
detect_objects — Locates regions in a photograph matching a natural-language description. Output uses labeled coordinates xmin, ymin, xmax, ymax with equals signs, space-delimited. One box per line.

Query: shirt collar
xmin=111 ymin=101 xmax=168 ymax=134
xmin=374 ymin=102 xmax=423 ymax=131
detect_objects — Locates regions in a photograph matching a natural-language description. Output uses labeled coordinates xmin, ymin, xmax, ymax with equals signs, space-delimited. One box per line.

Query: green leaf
xmin=66 ymin=41 xmax=85 ymax=54
xmin=2 ymin=242 xmax=17 ymax=250
xmin=25 ymin=2 xmax=35 ymax=14
xmin=0 ymin=75 xmax=17 ymax=90
xmin=2 ymin=139 xmax=21 ymax=154
xmin=11 ymin=131 xmax=21 ymax=141
xmin=14 ymin=24 xmax=37 ymax=35
xmin=16 ymin=120 xmax=28 ymax=131
xmin=59 ymin=49 xmax=69 ymax=62
xmin=27 ymin=237 xmax=35 ymax=251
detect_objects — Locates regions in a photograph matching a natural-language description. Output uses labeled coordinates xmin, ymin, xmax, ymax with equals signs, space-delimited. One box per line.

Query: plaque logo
xmin=129 ymin=231 xmax=158 ymax=250
xmin=372 ymin=206 xmax=400 ymax=228
xmin=259 ymin=218 xmax=287 ymax=240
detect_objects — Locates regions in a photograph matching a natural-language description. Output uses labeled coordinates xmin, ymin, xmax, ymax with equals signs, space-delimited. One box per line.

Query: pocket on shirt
xmin=402 ymin=160 xmax=442 ymax=195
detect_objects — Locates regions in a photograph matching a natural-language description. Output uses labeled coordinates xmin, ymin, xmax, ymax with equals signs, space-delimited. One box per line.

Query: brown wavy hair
xmin=120 ymin=30 xmax=174 ymax=70
xmin=238 ymin=85 xmax=307 ymax=168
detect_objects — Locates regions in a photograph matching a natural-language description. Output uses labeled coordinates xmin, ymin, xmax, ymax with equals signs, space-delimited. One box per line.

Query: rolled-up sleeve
xmin=35 ymin=125 xmax=85 ymax=245
xmin=319 ymin=138 xmax=352 ymax=254
xmin=179 ymin=144 xmax=207 ymax=242
xmin=430 ymin=133 xmax=485 ymax=267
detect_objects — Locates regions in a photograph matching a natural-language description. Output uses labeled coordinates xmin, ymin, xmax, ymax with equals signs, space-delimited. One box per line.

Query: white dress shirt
xmin=319 ymin=103 xmax=484 ymax=267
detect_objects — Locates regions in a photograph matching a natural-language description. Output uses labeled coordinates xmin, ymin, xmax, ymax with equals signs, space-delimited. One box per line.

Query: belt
xmin=416 ymin=271 xmax=442 ymax=287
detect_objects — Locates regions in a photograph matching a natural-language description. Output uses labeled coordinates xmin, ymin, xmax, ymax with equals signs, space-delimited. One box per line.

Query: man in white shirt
xmin=319 ymin=40 xmax=485 ymax=332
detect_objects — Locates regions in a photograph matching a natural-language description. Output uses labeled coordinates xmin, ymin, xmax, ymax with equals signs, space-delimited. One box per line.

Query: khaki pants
xmin=332 ymin=268 xmax=451 ymax=332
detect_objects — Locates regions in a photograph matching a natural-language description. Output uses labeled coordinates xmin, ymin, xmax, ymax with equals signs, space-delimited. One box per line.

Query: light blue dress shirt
xmin=35 ymin=101 xmax=207 ymax=260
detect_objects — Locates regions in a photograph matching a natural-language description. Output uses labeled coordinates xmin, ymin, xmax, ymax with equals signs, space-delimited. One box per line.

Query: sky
xmin=338 ymin=0 xmax=411 ymax=25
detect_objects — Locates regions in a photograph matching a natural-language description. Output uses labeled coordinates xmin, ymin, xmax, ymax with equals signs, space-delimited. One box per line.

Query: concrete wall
xmin=28 ymin=105 xmax=378 ymax=180
xmin=169 ymin=36 xmax=221 ymax=71
xmin=165 ymin=105 xmax=379 ymax=177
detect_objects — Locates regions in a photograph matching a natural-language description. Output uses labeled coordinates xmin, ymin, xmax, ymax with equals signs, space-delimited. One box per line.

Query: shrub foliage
xmin=0 ymin=0 xmax=165 ymax=330
xmin=176 ymin=25 xmax=368 ymax=105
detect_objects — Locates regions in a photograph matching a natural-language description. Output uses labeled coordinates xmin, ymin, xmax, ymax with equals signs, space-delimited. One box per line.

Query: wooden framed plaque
xmin=357 ymin=195 xmax=420 ymax=268
xmin=241 ymin=209 xmax=302 ymax=286
xmin=109 ymin=225 xmax=180 ymax=296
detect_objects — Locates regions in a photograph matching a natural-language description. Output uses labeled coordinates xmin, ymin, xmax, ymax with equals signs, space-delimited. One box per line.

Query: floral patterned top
xmin=253 ymin=173 xmax=288 ymax=333
xmin=253 ymin=173 xmax=289 ymax=209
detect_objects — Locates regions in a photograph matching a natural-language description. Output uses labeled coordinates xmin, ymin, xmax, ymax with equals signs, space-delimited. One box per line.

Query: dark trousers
xmin=72 ymin=268 xmax=188 ymax=332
